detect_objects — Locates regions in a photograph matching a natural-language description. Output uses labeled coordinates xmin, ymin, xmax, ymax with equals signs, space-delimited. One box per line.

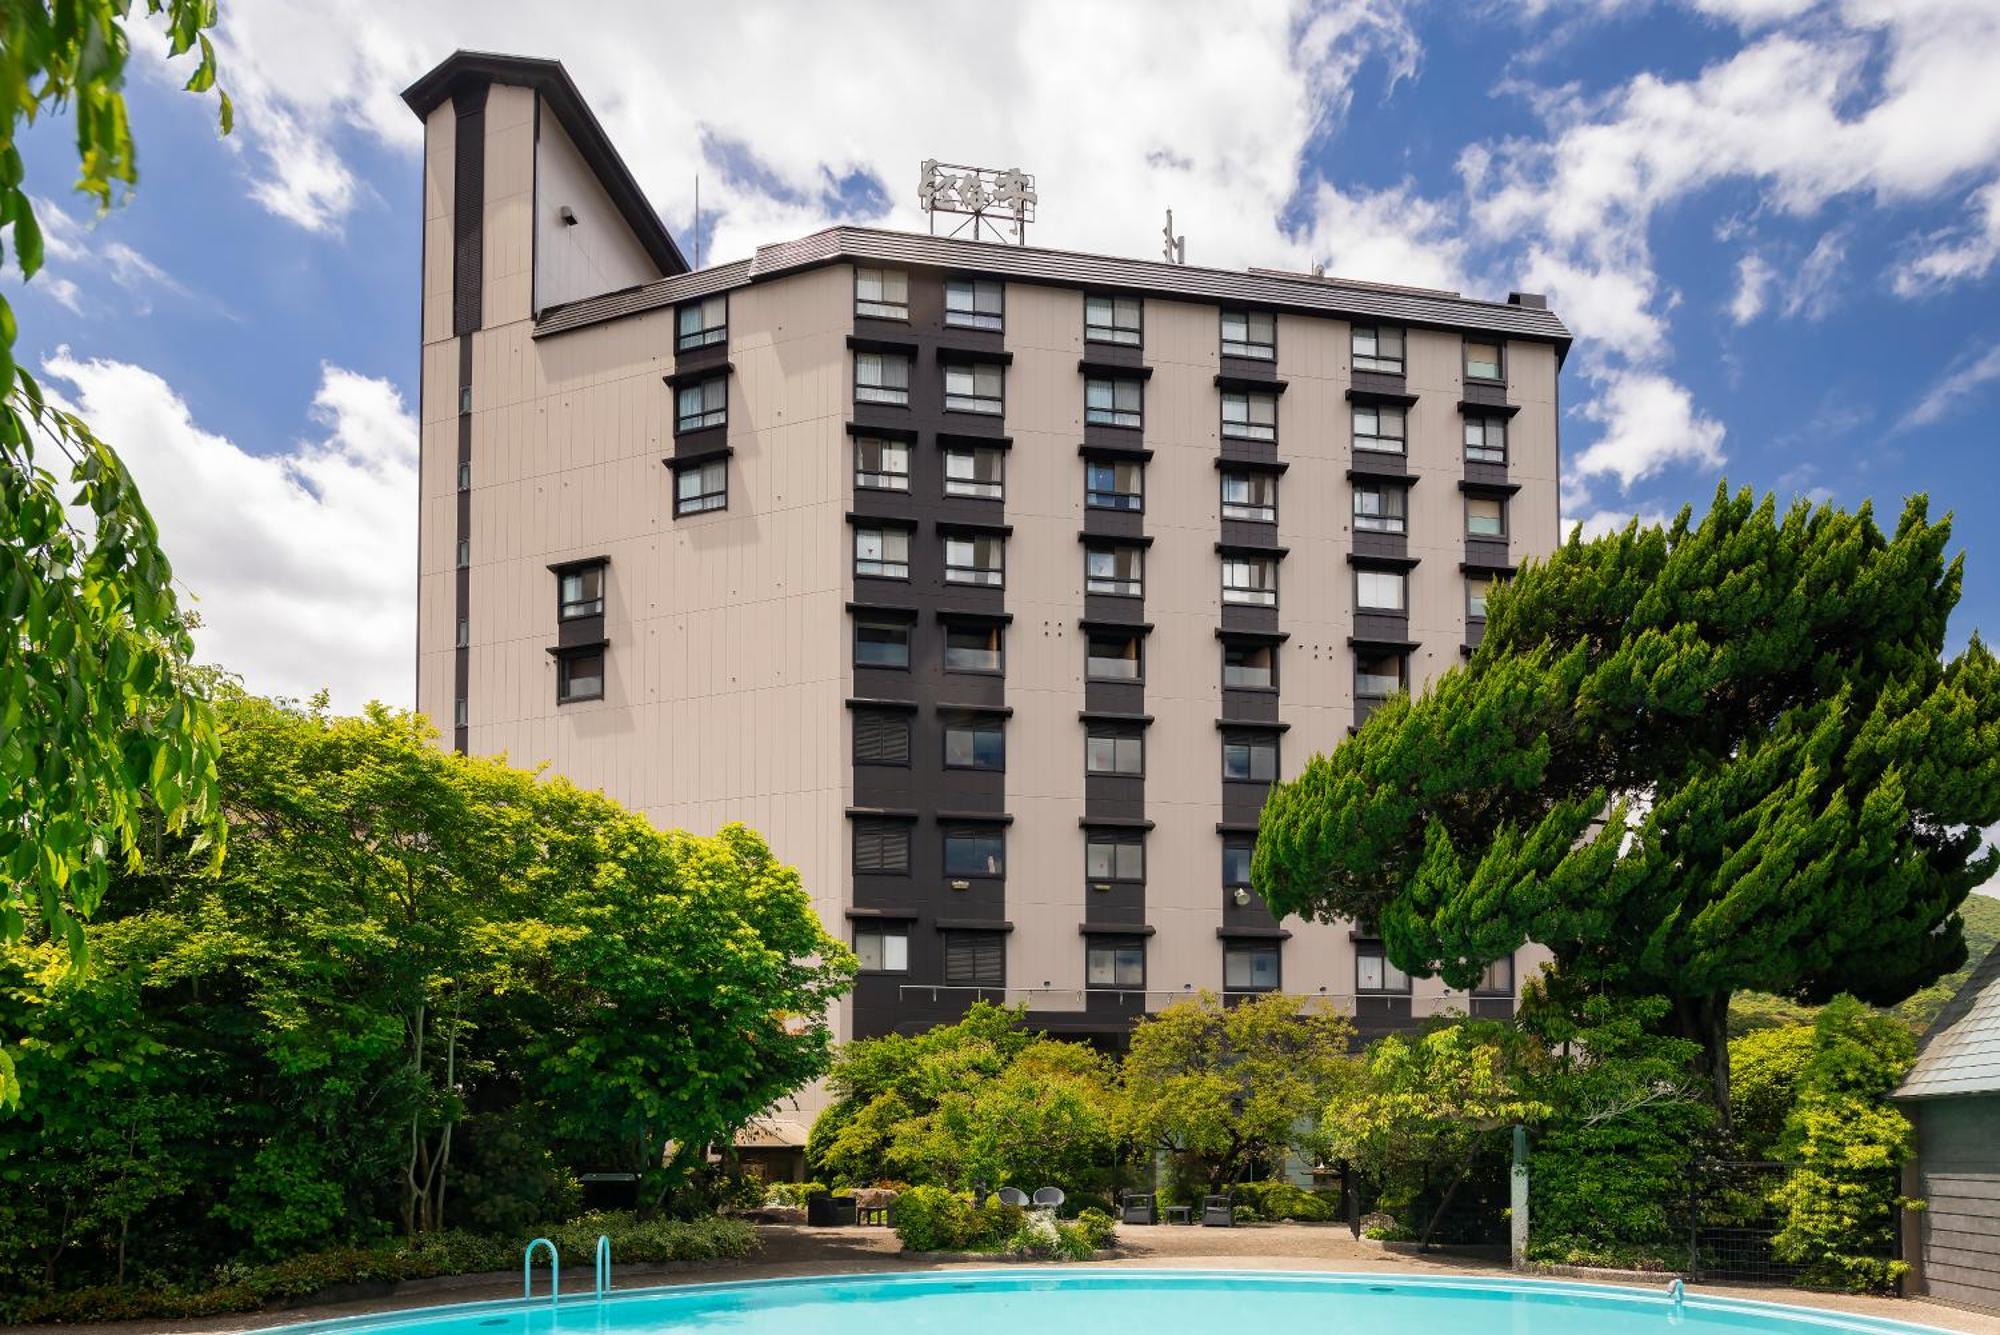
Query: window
xmin=1222 ymin=735 xmax=1278 ymax=782
xmin=854 ymin=527 xmax=910 ymax=579
xmin=456 ymin=537 xmax=470 ymax=568
xmin=1085 ymin=545 xmax=1144 ymax=597
xmin=1222 ymin=556 xmax=1278 ymax=607
xmin=1086 ymin=730 xmax=1144 ymax=776
xmin=854 ymin=618 xmax=911 ymax=669
xmin=1222 ymin=641 xmax=1275 ymax=689
xmin=944 ymin=362 xmax=1004 ymax=415
xmin=945 ymin=278 xmax=1004 ymax=331
xmin=1353 ymin=403 xmax=1406 ymax=454
xmin=1221 ymin=309 xmax=1276 ymax=360
xmin=854 ymin=351 xmax=911 ymax=406
xmin=944 ymin=622 xmax=1003 ymax=672
xmin=1352 ymin=324 xmax=1405 ymax=373
xmin=1355 ymin=650 xmax=1406 ymax=699
xmin=943 ymin=930 xmax=1005 ymax=987
xmin=1466 ymin=574 xmax=1494 ymax=621
xmin=1086 ymin=833 xmax=1145 ymax=881
xmin=459 ymin=385 xmax=472 ymax=414
xmin=676 ymin=376 xmax=726 ymax=432
xmin=675 ymin=459 xmax=727 ymax=515
xmin=1085 ymin=377 xmax=1143 ymax=428
xmin=1464 ymin=416 xmax=1507 ymax=464
xmin=557 ymin=564 xmax=604 ymax=619
xmin=455 ymin=617 xmax=468 ymax=648
xmin=855 ymin=436 xmax=910 ymax=491
xmin=1467 ymin=495 xmax=1506 ymax=538
xmin=454 ymin=697 xmax=468 ymax=728
xmin=944 ymin=828 xmax=1004 ymax=878
xmin=557 ymin=648 xmax=604 ymax=704
xmin=1221 ymin=471 xmax=1276 ymax=523
xmin=853 ymin=709 xmax=911 ymax=766
xmin=1087 ymin=939 xmax=1146 ymax=989
xmin=853 ymin=819 xmax=910 ymax=874
xmin=457 ymin=460 xmax=471 ymax=491
xmin=1085 ymin=294 xmax=1142 ymax=345
xmin=854 ymin=923 xmax=909 ymax=973
xmin=1356 ymin=569 xmax=1406 ymax=612
xmin=944 ymin=715 xmax=1005 ymax=770
xmin=1465 ymin=340 xmax=1503 ymax=382
xmin=676 ymin=294 xmax=726 ymax=350
xmin=1224 ymin=941 xmax=1281 ymax=992
xmin=855 ymin=266 xmax=908 ymax=320
xmin=1353 ymin=482 xmax=1406 ymax=534
xmin=1356 ymin=941 xmax=1411 ymax=994
xmin=1222 ymin=839 xmax=1254 ymax=888
xmin=1474 ymin=954 xmax=1515 ymax=996
xmin=1085 ymin=632 xmax=1141 ymax=681
xmin=1221 ymin=390 xmax=1277 ymax=441
xmin=943 ymin=533 xmax=1004 ymax=586
xmin=944 ymin=445 xmax=1005 ymax=500
xmin=1085 ymin=459 xmax=1143 ymax=510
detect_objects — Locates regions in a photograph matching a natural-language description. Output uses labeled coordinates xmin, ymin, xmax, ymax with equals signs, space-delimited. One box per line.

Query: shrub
xmin=892 ymin=1185 xmax=980 ymax=1252
xmin=1231 ymin=1180 xmax=1334 ymax=1222
xmin=1233 ymin=1207 xmax=1264 ymax=1224
xmin=1070 ymin=1207 xmax=1117 ymax=1251
xmin=763 ymin=1180 xmax=827 ymax=1208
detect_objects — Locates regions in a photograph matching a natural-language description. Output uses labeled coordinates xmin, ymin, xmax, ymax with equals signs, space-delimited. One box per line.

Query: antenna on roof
xmin=1162 ymin=209 xmax=1185 ymax=265
xmin=693 ymin=175 xmax=701 ymax=270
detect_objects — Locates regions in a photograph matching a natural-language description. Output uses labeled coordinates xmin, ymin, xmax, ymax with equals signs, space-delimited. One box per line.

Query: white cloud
xmin=1572 ymin=369 xmax=1727 ymax=488
xmin=1730 ymin=251 xmax=1774 ymax=322
xmin=1574 ymin=506 xmax=1673 ymax=540
xmin=1893 ymin=178 xmax=2000 ymax=295
xmin=39 ymin=352 xmax=417 ymax=712
xmin=1780 ymin=227 xmax=1847 ymax=318
xmin=7 ymin=196 xmax=188 ymax=316
xmin=1293 ymin=179 xmax=1473 ymax=292
xmin=1899 ymin=341 xmax=2000 ymax=429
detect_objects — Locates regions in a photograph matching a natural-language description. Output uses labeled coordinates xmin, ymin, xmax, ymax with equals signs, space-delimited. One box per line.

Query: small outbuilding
xmin=1894 ymin=941 xmax=2000 ymax=1313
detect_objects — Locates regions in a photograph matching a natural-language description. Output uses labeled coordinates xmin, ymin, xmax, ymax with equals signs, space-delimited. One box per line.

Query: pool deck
xmin=20 ymin=1223 xmax=1999 ymax=1335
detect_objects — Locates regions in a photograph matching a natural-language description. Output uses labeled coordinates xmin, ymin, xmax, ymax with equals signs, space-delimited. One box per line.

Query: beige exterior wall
xmin=531 ymin=97 xmax=660 ymax=314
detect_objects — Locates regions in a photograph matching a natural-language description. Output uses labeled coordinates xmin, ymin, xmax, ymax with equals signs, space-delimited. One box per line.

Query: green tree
xmin=1256 ymin=488 xmax=2000 ymax=1119
xmin=1729 ymin=1023 xmax=1816 ymax=1158
xmin=1119 ymin=991 xmax=1354 ymax=1193
xmin=2 ymin=0 xmax=235 ymax=1106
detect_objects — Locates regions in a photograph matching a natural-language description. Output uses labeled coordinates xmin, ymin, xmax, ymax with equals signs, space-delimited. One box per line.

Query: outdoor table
xmin=1164 ymin=1204 xmax=1192 ymax=1225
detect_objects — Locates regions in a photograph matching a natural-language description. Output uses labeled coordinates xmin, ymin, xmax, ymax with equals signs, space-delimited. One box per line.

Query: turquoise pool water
xmin=268 ymin=1271 xmax=1963 ymax=1335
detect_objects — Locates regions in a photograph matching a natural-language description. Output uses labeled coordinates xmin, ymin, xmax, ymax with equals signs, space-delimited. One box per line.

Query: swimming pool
xmin=262 ymin=1271 xmax=1970 ymax=1335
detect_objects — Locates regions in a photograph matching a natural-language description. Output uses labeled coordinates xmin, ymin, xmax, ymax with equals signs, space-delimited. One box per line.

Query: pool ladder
xmin=1667 ymin=1278 xmax=1686 ymax=1323
xmin=595 ymin=1235 xmax=612 ymax=1298
xmin=520 ymin=1235 xmax=613 ymax=1307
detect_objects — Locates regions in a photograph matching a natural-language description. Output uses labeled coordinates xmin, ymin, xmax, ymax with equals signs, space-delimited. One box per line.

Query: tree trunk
xmin=1419 ymin=1163 xmax=1471 ymax=1252
xmin=1670 ymin=990 xmax=1734 ymax=1136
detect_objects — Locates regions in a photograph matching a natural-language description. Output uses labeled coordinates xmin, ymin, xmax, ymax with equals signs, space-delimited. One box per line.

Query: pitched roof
xmin=1896 ymin=938 xmax=2000 ymax=1100
xmin=401 ymin=51 xmax=688 ymax=278
xmin=535 ymin=225 xmax=1572 ymax=355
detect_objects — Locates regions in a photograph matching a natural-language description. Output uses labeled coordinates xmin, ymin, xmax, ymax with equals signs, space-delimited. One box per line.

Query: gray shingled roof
xmin=534 ymin=225 xmax=1572 ymax=353
xmin=1896 ymin=935 xmax=2000 ymax=1100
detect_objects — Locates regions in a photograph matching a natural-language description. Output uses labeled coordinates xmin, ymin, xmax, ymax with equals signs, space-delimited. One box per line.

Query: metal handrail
xmin=594 ymin=1234 xmax=611 ymax=1298
xmin=524 ymin=1237 xmax=559 ymax=1303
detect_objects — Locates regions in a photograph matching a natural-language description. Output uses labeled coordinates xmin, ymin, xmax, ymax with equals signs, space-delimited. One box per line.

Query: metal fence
xmin=1668 ymin=1159 xmax=1895 ymax=1284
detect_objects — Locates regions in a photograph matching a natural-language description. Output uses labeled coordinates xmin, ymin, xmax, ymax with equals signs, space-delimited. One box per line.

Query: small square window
xmin=944 ymin=445 xmax=1005 ymax=500
xmin=1356 ymin=569 xmax=1405 ymax=612
xmin=853 ymin=709 xmax=911 ymax=766
xmin=1085 ymin=294 xmax=1142 ymax=346
xmin=1085 ymin=833 xmax=1145 ymax=882
xmin=1222 ymin=556 xmax=1278 ymax=607
xmin=1221 ymin=310 xmax=1276 ymax=360
xmin=944 ymin=362 xmax=1004 ymax=415
xmin=1221 ymin=390 xmax=1277 ymax=442
xmin=1467 ymin=574 xmax=1497 ymax=621
xmin=455 ymin=617 xmax=469 ymax=648
xmin=1224 ymin=941 xmax=1280 ymax=992
xmin=674 ymin=459 xmax=727 ymax=515
xmin=854 ymin=527 xmax=910 ymax=579
xmin=854 ymin=923 xmax=909 ymax=973
xmin=1353 ymin=404 xmax=1406 ymax=454
xmin=944 ymin=622 xmax=1003 ymax=672
xmin=1222 ymin=641 xmax=1275 ymax=689
xmin=1353 ymin=483 xmax=1406 ymax=534
xmin=944 ymin=533 xmax=1004 ymax=586
xmin=855 ymin=436 xmax=911 ymax=491
xmin=1467 ymin=496 xmax=1506 ymax=538
xmin=944 ymin=715 xmax=1005 ymax=771
xmin=1085 ymin=730 xmax=1144 ymax=776
xmin=1465 ymin=416 xmax=1507 ymax=464
xmin=453 ymin=697 xmax=468 ymax=728
xmin=1086 ymin=939 xmax=1146 ymax=989
xmin=1085 ymin=632 xmax=1141 ymax=681
xmin=1356 ymin=942 xmax=1412 ymax=994
xmin=458 ymin=385 xmax=473 ymax=414
xmin=1085 ymin=459 xmax=1143 ymax=511
xmin=676 ymin=294 xmax=726 ymax=351
xmin=944 ymin=829 xmax=1005 ymax=878
xmin=855 ymin=267 xmax=909 ymax=320
xmin=943 ymin=930 xmax=1005 ymax=987
xmin=1222 ymin=839 xmax=1254 ymax=887
xmin=457 ymin=460 xmax=471 ymax=491
xmin=855 ymin=352 xmax=911 ymax=406
xmin=676 ymin=376 xmax=727 ymax=432
xmin=945 ymin=278 xmax=1004 ymax=331
xmin=1222 ymin=736 xmax=1278 ymax=783
xmin=557 ymin=648 xmax=604 ymax=704
xmin=1466 ymin=340 xmax=1504 ymax=382
xmin=1085 ymin=377 xmax=1143 ymax=428
xmin=1085 ymin=545 xmax=1144 ymax=597
xmin=1221 ymin=471 xmax=1276 ymax=523
xmin=456 ymin=537 xmax=470 ymax=568
xmin=557 ymin=564 xmax=604 ymax=619
xmin=854 ymin=618 xmax=912 ymax=669
xmin=1474 ymin=954 xmax=1515 ymax=996
xmin=1355 ymin=650 xmax=1407 ymax=700
xmin=1353 ymin=325 xmax=1405 ymax=374
xmin=853 ymin=819 xmax=911 ymax=873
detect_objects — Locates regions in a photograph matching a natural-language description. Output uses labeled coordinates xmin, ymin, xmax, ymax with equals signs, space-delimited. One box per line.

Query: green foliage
xmin=1230 ymin=1180 xmax=1336 ymax=1221
xmin=1121 ymin=991 xmax=1354 ymax=1192
xmin=0 ymin=1214 xmax=755 ymax=1324
xmin=1521 ymin=994 xmax=1714 ymax=1267
xmin=1729 ymin=1024 xmax=1816 ymax=1159
xmin=0 ymin=693 xmax=851 ymax=1297
xmin=1769 ymin=996 xmax=1917 ymax=1292
xmin=809 ymin=1004 xmax=1117 ymax=1192
xmin=1 ymin=0 xmax=237 ymax=1109
xmin=1255 ymin=487 xmax=2000 ymax=1112
xmin=761 ymin=1180 xmax=826 ymax=1208
xmin=1069 ymin=1206 xmax=1117 ymax=1251
xmin=890 ymin=1185 xmax=1024 ymax=1253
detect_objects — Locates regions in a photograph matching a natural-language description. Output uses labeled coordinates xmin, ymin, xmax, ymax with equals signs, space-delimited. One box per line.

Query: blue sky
xmin=6 ymin=0 xmax=2000 ymax=714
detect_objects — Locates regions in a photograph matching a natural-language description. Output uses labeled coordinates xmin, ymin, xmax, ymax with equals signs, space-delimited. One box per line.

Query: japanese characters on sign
xmin=920 ymin=160 xmax=1037 ymax=241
